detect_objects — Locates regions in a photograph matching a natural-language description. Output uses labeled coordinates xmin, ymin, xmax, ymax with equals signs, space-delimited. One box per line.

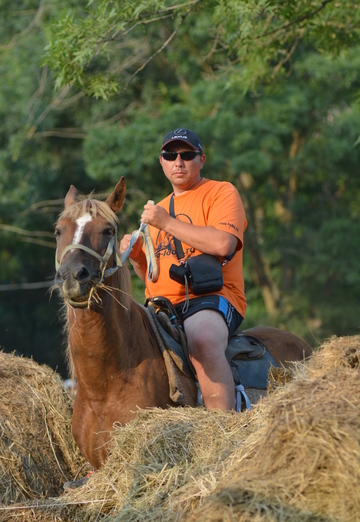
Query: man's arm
xmin=130 ymin=256 xmax=147 ymax=282
xmin=141 ymin=203 xmax=239 ymax=257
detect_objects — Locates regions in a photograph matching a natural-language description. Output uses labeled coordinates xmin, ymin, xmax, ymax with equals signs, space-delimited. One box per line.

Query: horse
xmin=53 ymin=177 xmax=312 ymax=470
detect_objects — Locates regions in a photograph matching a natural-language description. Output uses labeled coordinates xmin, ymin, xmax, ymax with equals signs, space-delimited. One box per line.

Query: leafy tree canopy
xmin=1 ymin=1 xmax=360 ymax=376
xmin=45 ymin=0 xmax=360 ymax=98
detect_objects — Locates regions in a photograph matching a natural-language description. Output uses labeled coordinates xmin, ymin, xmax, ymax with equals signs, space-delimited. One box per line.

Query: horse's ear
xmin=105 ymin=177 xmax=126 ymax=213
xmin=64 ymin=185 xmax=79 ymax=209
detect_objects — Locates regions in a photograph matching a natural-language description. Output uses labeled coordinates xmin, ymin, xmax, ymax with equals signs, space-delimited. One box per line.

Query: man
xmin=120 ymin=128 xmax=247 ymax=410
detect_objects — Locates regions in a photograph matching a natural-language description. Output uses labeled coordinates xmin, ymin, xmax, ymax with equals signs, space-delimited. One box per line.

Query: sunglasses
xmin=161 ymin=151 xmax=202 ymax=161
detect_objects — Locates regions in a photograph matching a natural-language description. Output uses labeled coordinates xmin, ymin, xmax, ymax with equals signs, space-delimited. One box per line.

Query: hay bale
xmin=8 ymin=407 xmax=256 ymax=522
xmin=0 ymin=350 xmax=84 ymax=507
xmin=190 ymin=336 xmax=360 ymax=522
xmin=268 ymin=334 xmax=360 ymax=393
xmin=308 ymin=334 xmax=360 ymax=372
xmin=191 ymin=366 xmax=360 ymax=521
xmin=1 ymin=336 xmax=359 ymax=522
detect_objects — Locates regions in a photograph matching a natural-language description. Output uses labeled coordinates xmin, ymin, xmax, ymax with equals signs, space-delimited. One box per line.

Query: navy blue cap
xmin=161 ymin=128 xmax=203 ymax=152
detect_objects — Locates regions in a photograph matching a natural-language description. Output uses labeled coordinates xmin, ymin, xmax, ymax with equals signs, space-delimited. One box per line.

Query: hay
xmin=307 ymin=334 xmax=360 ymax=372
xmin=192 ymin=369 xmax=360 ymax=521
xmin=1 ymin=336 xmax=360 ymax=522
xmin=0 ymin=351 xmax=85 ymax=508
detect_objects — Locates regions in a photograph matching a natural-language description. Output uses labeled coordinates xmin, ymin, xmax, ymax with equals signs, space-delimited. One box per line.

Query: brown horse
xmin=54 ymin=177 xmax=312 ymax=470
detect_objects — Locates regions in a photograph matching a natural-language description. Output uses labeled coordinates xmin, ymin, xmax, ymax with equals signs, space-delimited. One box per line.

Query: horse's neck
xmin=67 ymin=286 xmax=159 ymax=390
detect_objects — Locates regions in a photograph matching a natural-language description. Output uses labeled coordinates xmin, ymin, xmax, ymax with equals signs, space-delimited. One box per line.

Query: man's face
xmin=159 ymin=141 xmax=206 ymax=195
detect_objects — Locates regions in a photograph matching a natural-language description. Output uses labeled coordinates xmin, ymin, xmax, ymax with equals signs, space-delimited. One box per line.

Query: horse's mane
xmin=57 ymin=198 xmax=119 ymax=226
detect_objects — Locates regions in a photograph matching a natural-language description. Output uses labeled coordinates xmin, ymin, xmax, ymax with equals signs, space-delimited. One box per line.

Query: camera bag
xmin=186 ymin=254 xmax=223 ymax=294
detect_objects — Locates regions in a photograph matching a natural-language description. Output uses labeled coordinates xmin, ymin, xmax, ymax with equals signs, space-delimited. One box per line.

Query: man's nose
xmin=174 ymin=153 xmax=185 ymax=165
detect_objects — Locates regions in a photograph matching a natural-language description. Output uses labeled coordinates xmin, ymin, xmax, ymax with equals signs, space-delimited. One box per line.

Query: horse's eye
xmin=103 ymin=227 xmax=114 ymax=237
xmin=55 ymin=228 xmax=61 ymax=238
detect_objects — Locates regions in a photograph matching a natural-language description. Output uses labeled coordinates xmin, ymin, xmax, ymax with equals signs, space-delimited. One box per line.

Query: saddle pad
xmin=156 ymin=320 xmax=194 ymax=377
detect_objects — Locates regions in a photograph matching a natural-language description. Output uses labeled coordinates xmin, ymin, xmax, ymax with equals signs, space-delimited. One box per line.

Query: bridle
xmin=55 ymin=221 xmax=158 ymax=308
xmin=55 ymin=227 xmax=122 ymax=283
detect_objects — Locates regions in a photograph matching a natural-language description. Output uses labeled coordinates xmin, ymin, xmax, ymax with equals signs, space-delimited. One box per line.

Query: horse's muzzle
xmin=55 ymin=263 xmax=101 ymax=304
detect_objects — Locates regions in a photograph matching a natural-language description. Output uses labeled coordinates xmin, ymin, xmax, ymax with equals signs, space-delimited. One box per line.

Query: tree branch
xmin=0 ymin=281 xmax=53 ymax=291
xmin=0 ymin=224 xmax=55 ymax=247
xmin=122 ymin=11 xmax=190 ymax=91
xmin=259 ymin=0 xmax=335 ymax=39
xmin=0 ymin=0 xmax=46 ymax=53
xmin=0 ymin=224 xmax=53 ymax=238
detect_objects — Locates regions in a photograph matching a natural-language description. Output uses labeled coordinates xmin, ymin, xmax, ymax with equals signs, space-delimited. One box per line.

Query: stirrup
xmin=235 ymin=384 xmax=252 ymax=411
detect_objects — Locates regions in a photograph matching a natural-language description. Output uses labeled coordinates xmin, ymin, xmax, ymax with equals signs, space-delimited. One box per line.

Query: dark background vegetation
xmin=1 ymin=1 xmax=359 ymax=378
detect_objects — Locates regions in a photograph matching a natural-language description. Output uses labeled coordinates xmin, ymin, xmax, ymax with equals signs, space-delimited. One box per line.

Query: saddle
xmin=145 ymin=297 xmax=279 ymax=410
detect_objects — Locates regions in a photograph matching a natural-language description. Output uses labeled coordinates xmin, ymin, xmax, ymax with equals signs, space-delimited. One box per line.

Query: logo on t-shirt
xmin=154 ymin=212 xmax=194 ymax=258
xmin=154 ymin=233 xmax=176 ymax=257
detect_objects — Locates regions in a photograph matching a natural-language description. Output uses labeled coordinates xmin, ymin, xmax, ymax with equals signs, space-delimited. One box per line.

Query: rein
xmin=120 ymin=222 xmax=158 ymax=283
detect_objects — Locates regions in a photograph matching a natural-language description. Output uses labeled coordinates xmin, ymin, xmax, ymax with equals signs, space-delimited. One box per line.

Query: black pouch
xmin=186 ymin=254 xmax=223 ymax=294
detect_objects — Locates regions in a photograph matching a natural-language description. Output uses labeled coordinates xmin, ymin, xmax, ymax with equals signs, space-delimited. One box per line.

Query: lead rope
xmin=120 ymin=205 xmax=158 ymax=283
xmin=141 ymin=222 xmax=158 ymax=283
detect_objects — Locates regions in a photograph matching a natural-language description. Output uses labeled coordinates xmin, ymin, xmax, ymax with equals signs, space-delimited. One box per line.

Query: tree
xmin=0 ymin=0 xmax=94 ymax=374
xmin=45 ymin=0 xmax=360 ymax=98
xmin=1 ymin=1 xmax=360 ymax=376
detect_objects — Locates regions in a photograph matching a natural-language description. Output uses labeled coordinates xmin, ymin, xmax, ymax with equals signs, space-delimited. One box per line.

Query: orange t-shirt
xmin=144 ymin=178 xmax=247 ymax=318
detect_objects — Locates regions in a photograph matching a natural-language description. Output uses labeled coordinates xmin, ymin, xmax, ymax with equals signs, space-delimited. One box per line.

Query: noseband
xmin=55 ymin=229 xmax=122 ymax=284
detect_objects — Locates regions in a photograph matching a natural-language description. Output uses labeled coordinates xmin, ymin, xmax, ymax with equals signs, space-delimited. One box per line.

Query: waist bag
xmin=186 ymin=254 xmax=223 ymax=294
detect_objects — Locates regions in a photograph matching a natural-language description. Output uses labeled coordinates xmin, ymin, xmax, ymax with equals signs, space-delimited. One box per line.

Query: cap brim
xmin=161 ymin=139 xmax=200 ymax=151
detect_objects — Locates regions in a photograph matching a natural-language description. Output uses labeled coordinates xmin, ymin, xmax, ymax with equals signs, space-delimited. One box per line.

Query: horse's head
xmin=54 ymin=177 xmax=126 ymax=308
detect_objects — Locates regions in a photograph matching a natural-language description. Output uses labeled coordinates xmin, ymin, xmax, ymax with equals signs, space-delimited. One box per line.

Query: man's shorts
xmin=175 ymin=295 xmax=243 ymax=339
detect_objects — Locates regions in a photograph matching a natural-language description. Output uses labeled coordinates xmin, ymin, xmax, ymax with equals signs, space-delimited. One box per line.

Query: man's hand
xmin=120 ymin=234 xmax=142 ymax=262
xmin=141 ymin=201 xmax=171 ymax=230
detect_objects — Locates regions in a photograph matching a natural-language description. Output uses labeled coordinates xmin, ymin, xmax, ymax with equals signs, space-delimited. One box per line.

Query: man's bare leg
xmin=184 ymin=310 xmax=234 ymax=410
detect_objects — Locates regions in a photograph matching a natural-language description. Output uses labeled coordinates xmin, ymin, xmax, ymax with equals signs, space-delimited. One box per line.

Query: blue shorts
xmin=175 ymin=295 xmax=243 ymax=339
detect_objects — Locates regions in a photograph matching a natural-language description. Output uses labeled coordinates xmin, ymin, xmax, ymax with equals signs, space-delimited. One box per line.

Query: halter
xmin=55 ymin=226 xmax=122 ymax=284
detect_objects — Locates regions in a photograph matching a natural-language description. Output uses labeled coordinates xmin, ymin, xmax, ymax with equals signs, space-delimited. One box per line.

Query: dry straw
xmin=0 ymin=335 xmax=359 ymax=522
xmin=0 ymin=351 xmax=84 ymax=507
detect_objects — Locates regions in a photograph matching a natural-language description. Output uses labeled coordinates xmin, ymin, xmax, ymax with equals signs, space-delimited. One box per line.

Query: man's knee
xmin=187 ymin=336 xmax=214 ymax=364
xmin=184 ymin=310 xmax=229 ymax=361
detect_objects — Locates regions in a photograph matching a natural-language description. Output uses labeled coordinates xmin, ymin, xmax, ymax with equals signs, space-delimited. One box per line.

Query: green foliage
xmin=45 ymin=0 xmax=196 ymax=98
xmin=1 ymin=0 xmax=360 ymax=377
xmin=45 ymin=0 xmax=360 ymax=98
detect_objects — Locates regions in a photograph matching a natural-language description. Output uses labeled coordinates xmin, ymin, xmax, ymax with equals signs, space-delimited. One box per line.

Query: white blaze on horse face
xmin=72 ymin=213 xmax=93 ymax=244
